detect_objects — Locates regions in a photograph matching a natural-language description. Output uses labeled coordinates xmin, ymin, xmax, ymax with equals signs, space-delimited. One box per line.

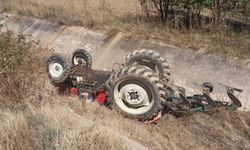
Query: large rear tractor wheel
xmin=46 ymin=54 xmax=71 ymax=86
xmin=72 ymin=49 xmax=92 ymax=69
xmin=107 ymin=65 xmax=167 ymax=122
xmin=123 ymin=49 xmax=170 ymax=82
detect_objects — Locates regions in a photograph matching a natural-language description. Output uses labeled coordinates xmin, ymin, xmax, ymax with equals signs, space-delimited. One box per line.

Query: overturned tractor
xmin=46 ymin=49 xmax=243 ymax=123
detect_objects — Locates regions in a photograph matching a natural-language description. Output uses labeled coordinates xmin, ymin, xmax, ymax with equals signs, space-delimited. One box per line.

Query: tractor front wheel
xmin=46 ymin=54 xmax=71 ymax=86
xmin=71 ymin=49 xmax=92 ymax=69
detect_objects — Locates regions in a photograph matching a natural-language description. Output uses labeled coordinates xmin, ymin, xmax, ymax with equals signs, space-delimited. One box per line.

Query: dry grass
xmin=0 ymin=2 xmax=250 ymax=150
xmin=0 ymin=0 xmax=141 ymax=27
xmin=114 ymin=22 xmax=250 ymax=59
xmin=0 ymin=0 xmax=249 ymax=59
xmin=0 ymin=101 xmax=127 ymax=150
xmin=0 ymin=31 xmax=54 ymax=109
xmin=0 ymin=97 xmax=249 ymax=150
xmin=0 ymin=32 xmax=36 ymax=108
xmin=0 ymin=32 xmax=249 ymax=150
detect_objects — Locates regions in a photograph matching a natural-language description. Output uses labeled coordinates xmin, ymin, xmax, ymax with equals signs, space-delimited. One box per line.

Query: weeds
xmin=0 ymin=1 xmax=249 ymax=150
xmin=0 ymin=31 xmax=52 ymax=109
xmin=0 ymin=30 xmax=249 ymax=150
xmin=0 ymin=32 xmax=126 ymax=150
xmin=0 ymin=99 xmax=249 ymax=150
xmin=0 ymin=0 xmax=249 ymax=59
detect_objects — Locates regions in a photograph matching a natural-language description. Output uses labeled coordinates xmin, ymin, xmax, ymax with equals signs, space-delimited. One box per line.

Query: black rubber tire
xmin=202 ymin=82 xmax=214 ymax=93
xmin=106 ymin=65 xmax=167 ymax=122
xmin=72 ymin=49 xmax=92 ymax=69
xmin=123 ymin=49 xmax=170 ymax=82
xmin=46 ymin=54 xmax=71 ymax=86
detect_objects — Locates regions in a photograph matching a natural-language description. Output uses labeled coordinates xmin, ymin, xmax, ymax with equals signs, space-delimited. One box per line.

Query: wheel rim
xmin=49 ymin=62 xmax=64 ymax=78
xmin=73 ymin=55 xmax=86 ymax=66
xmin=114 ymin=80 xmax=154 ymax=115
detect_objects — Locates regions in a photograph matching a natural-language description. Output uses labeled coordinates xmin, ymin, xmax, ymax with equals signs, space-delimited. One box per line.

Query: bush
xmin=0 ymin=31 xmax=51 ymax=109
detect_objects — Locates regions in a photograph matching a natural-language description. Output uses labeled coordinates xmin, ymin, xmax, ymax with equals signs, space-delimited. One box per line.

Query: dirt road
xmin=91 ymin=33 xmax=250 ymax=111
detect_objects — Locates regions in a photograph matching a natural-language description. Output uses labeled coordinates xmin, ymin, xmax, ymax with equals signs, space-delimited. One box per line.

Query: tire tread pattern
xmin=123 ymin=49 xmax=170 ymax=81
xmin=72 ymin=49 xmax=92 ymax=69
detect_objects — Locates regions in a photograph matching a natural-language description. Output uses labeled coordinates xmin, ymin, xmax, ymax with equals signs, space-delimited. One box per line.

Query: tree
xmin=139 ymin=0 xmax=249 ymax=31
xmin=151 ymin=0 xmax=174 ymax=23
xmin=177 ymin=0 xmax=205 ymax=29
xmin=212 ymin=0 xmax=223 ymax=30
xmin=140 ymin=0 xmax=150 ymax=19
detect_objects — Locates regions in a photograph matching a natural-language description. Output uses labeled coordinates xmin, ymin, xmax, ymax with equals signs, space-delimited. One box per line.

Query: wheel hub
xmin=121 ymin=84 xmax=148 ymax=106
xmin=114 ymin=82 xmax=154 ymax=115
xmin=49 ymin=62 xmax=63 ymax=78
xmin=74 ymin=57 xmax=86 ymax=66
xmin=125 ymin=90 xmax=144 ymax=105
xmin=129 ymin=92 xmax=139 ymax=100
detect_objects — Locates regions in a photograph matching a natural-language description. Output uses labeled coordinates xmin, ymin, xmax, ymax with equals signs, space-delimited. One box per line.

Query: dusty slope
xmin=1 ymin=14 xmax=250 ymax=110
xmin=69 ymin=99 xmax=250 ymax=150
xmin=0 ymin=14 xmax=250 ymax=150
xmin=1 ymin=97 xmax=250 ymax=150
xmin=92 ymin=33 xmax=250 ymax=111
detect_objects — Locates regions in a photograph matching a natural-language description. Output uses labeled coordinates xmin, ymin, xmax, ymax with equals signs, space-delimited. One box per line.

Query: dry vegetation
xmin=1 ymin=99 xmax=250 ymax=150
xmin=0 ymin=31 xmax=249 ymax=150
xmin=0 ymin=31 xmax=53 ymax=109
xmin=0 ymin=0 xmax=249 ymax=59
xmin=0 ymin=1 xmax=250 ymax=150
